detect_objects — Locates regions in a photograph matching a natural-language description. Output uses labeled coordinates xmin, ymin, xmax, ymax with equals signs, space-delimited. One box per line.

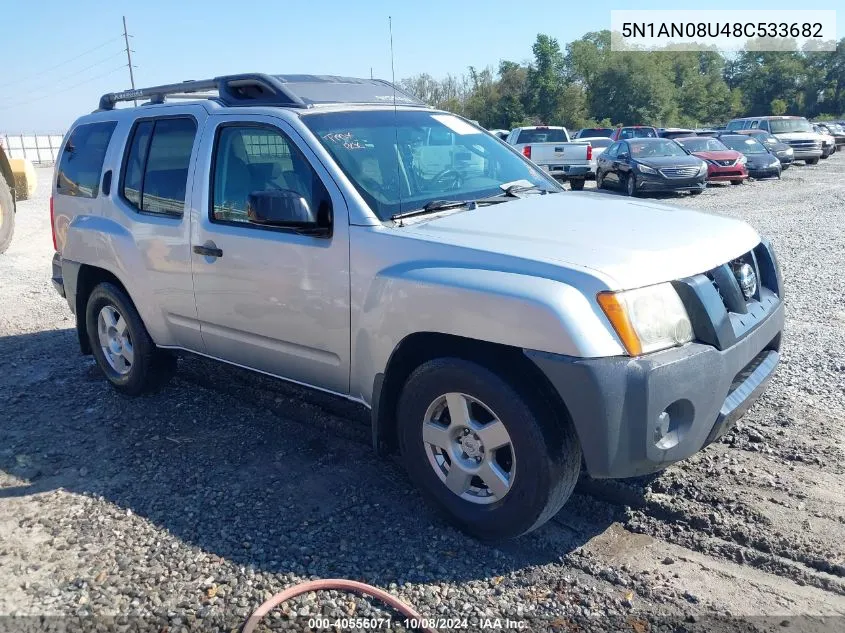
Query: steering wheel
xmin=431 ymin=168 xmax=464 ymax=190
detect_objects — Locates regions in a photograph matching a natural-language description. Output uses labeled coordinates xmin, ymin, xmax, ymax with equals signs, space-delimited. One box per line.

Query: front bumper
xmin=635 ymin=172 xmax=706 ymax=193
xmin=706 ymin=165 xmax=747 ymax=182
xmin=748 ymin=164 xmax=781 ymax=178
xmin=526 ymin=241 xmax=784 ymax=479
xmin=792 ymin=149 xmax=822 ymax=160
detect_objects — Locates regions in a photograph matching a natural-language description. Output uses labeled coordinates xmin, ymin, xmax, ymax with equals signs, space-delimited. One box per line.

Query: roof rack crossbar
xmin=98 ymin=73 xmax=307 ymax=110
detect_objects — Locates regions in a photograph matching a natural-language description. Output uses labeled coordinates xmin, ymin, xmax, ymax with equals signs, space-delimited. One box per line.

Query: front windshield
xmin=722 ymin=137 xmax=767 ymax=154
xmin=769 ymin=118 xmax=813 ymax=134
xmin=754 ymin=133 xmax=778 ymax=145
xmin=303 ymin=110 xmax=558 ymax=220
xmin=629 ymin=139 xmax=687 ymax=157
xmin=678 ymin=138 xmax=728 ymax=152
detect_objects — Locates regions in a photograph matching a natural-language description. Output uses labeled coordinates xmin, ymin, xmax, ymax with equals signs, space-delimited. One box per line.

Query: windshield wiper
xmin=389 ymin=182 xmax=559 ymax=222
xmin=501 ymin=183 xmax=552 ymax=197
xmin=390 ymin=197 xmax=512 ymax=221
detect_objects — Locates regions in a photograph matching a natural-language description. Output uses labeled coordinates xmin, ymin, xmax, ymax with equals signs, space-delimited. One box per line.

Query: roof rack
xmin=98 ymin=73 xmax=424 ymax=111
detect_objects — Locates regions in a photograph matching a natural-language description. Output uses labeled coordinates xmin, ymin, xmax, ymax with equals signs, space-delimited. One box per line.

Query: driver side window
xmin=211 ymin=125 xmax=329 ymax=224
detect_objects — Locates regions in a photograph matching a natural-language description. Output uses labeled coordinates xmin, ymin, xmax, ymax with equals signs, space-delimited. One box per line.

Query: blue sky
xmin=0 ymin=0 xmax=838 ymax=131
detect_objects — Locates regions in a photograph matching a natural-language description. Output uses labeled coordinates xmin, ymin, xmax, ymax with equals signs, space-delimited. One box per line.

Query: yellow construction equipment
xmin=0 ymin=146 xmax=16 ymax=253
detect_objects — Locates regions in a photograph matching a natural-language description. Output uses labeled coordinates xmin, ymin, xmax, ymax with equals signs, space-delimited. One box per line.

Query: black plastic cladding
xmin=672 ymin=239 xmax=783 ymax=351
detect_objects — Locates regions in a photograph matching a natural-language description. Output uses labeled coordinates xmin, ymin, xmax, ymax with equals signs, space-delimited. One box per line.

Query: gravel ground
xmin=1 ymin=162 xmax=844 ymax=632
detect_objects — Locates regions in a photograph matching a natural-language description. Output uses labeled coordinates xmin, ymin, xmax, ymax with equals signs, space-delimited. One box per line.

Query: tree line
xmin=399 ymin=31 xmax=845 ymax=130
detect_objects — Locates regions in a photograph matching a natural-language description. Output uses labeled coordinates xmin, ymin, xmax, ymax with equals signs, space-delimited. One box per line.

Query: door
xmin=190 ymin=116 xmax=350 ymax=394
xmin=112 ymin=111 xmax=207 ymax=351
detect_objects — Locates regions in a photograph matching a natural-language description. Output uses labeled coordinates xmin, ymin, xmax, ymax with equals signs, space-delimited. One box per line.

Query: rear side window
xmin=56 ymin=121 xmax=117 ymax=198
xmin=726 ymin=120 xmax=745 ymax=131
xmin=121 ymin=117 xmax=197 ymax=216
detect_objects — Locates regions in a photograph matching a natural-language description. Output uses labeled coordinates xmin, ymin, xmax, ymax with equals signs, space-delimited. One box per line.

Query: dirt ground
xmin=1 ymin=164 xmax=843 ymax=632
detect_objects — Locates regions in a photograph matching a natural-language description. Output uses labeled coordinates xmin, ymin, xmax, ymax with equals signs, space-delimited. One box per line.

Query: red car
xmin=610 ymin=125 xmax=659 ymax=141
xmin=674 ymin=136 xmax=748 ymax=184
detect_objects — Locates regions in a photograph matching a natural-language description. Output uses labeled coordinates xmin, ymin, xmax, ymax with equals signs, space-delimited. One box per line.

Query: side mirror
xmin=617 ymin=152 xmax=630 ymax=160
xmin=246 ymin=189 xmax=331 ymax=236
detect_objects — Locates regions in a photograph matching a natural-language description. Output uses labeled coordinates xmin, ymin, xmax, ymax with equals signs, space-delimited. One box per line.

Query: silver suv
xmin=51 ymin=74 xmax=785 ymax=540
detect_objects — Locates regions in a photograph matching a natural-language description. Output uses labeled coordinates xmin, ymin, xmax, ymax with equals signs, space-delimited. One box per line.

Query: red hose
xmin=241 ymin=578 xmax=437 ymax=633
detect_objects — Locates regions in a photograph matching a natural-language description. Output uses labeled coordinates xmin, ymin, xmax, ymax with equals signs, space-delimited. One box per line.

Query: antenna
xmin=389 ymin=16 xmax=403 ymax=218
xmin=122 ymin=16 xmax=137 ymax=106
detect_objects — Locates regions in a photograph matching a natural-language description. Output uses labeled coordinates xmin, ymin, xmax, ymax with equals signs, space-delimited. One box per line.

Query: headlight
xmin=637 ymin=163 xmax=657 ymax=175
xmin=597 ymin=283 xmax=694 ymax=355
xmin=785 ymin=148 xmax=794 ymax=155
xmin=738 ymin=155 xmax=748 ymax=165
xmin=697 ymin=161 xmax=708 ymax=174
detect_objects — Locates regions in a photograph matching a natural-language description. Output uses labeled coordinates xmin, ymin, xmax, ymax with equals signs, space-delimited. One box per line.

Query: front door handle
xmin=193 ymin=243 xmax=223 ymax=258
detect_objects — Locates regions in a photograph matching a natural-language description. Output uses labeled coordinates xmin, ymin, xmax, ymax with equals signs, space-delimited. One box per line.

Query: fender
xmin=351 ymin=263 xmax=625 ymax=405
xmin=61 ymin=214 xmax=178 ymax=347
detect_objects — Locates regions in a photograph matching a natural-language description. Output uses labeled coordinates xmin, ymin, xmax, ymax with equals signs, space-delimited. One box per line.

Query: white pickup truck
xmin=506 ymin=126 xmax=593 ymax=190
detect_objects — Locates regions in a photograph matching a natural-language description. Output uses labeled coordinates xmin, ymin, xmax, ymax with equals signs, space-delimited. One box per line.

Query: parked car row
xmin=498 ymin=114 xmax=841 ymax=197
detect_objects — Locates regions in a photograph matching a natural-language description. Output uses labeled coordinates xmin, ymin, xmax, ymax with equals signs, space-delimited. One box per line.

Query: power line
xmin=0 ymin=64 xmax=127 ymax=111
xmin=2 ymin=36 xmax=123 ymax=87
xmin=0 ymin=52 xmax=126 ymax=106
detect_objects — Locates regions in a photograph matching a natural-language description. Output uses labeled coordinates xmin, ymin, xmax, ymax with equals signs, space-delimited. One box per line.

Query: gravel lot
xmin=1 ymin=162 xmax=844 ymax=632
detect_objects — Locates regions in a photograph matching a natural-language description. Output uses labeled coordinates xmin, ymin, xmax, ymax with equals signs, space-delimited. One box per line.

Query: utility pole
xmin=122 ymin=16 xmax=137 ymax=105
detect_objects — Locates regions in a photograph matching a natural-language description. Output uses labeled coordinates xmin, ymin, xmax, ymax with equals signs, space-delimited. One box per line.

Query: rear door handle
xmin=193 ymin=244 xmax=223 ymax=258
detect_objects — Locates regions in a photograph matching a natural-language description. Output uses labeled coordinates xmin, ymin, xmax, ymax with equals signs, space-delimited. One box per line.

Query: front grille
xmin=713 ymin=159 xmax=736 ymax=167
xmin=660 ymin=166 xmax=699 ymax=178
xmin=706 ymin=252 xmax=759 ymax=314
xmin=785 ymin=139 xmax=821 ymax=150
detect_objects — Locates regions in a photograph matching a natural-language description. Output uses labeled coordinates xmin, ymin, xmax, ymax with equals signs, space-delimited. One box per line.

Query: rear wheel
xmin=397 ymin=358 xmax=581 ymax=541
xmin=806 ymin=158 xmax=819 ymax=165
xmin=625 ymin=174 xmax=638 ymax=197
xmin=85 ymin=282 xmax=175 ymax=395
xmin=731 ymin=180 xmax=743 ymax=185
xmin=0 ymin=177 xmax=14 ymax=254
xmin=569 ymin=179 xmax=585 ymax=191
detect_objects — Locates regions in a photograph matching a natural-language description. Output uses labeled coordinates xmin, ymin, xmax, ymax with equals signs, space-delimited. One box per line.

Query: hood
xmin=772 ymin=131 xmax=819 ymax=141
xmin=400 ymin=193 xmax=760 ymax=290
xmin=745 ymin=152 xmax=779 ymax=165
xmin=636 ymin=154 xmax=703 ymax=169
xmin=693 ymin=150 xmax=741 ymax=161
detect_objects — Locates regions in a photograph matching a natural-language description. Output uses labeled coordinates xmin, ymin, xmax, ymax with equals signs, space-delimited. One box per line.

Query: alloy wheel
xmin=97 ymin=305 xmax=134 ymax=375
xmin=421 ymin=392 xmax=515 ymax=505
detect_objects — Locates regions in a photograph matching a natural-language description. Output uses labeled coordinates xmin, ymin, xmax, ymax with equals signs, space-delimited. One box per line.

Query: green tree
xmin=525 ymin=34 xmax=566 ymax=124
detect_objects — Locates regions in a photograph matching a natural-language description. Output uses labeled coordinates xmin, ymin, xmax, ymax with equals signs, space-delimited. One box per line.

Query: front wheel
xmin=86 ymin=282 xmax=176 ymax=395
xmin=806 ymin=158 xmax=819 ymax=165
xmin=569 ymin=179 xmax=585 ymax=191
xmin=397 ymin=358 xmax=582 ymax=541
xmin=625 ymin=174 xmax=638 ymax=197
xmin=596 ymin=171 xmax=605 ymax=190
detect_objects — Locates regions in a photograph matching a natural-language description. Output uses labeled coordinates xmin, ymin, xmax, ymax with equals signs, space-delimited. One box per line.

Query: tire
xmin=625 ymin=174 xmax=637 ymax=197
xmin=596 ymin=171 xmax=605 ymax=190
xmin=569 ymin=179 xmax=585 ymax=191
xmin=806 ymin=158 xmax=819 ymax=165
xmin=0 ymin=178 xmax=14 ymax=255
xmin=731 ymin=180 xmax=743 ymax=185
xmin=397 ymin=358 xmax=581 ymax=541
xmin=690 ymin=189 xmax=703 ymax=195
xmin=85 ymin=282 xmax=176 ymax=395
